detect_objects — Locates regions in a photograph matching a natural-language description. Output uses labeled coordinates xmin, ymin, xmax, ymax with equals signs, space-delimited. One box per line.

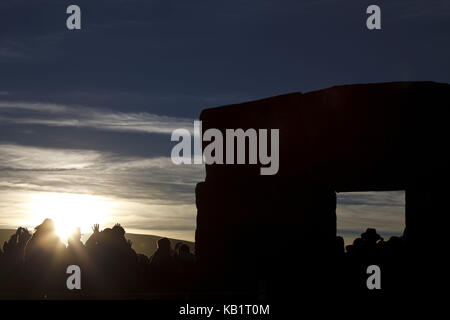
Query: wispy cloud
xmin=0 ymin=144 xmax=203 ymax=199
xmin=0 ymin=101 xmax=193 ymax=134
xmin=0 ymin=101 xmax=70 ymax=113
xmin=0 ymin=144 xmax=101 ymax=170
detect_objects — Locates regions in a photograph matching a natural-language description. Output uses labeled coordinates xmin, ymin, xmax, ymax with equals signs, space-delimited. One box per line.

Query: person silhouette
xmin=149 ymin=238 xmax=175 ymax=291
xmin=0 ymin=227 xmax=32 ymax=294
xmin=23 ymin=219 xmax=66 ymax=297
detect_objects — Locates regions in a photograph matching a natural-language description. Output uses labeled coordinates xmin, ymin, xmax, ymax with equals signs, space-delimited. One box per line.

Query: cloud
xmin=0 ymin=143 xmax=204 ymax=240
xmin=337 ymin=191 xmax=405 ymax=245
xmin=0 ymin=101 xmax=70 ymax=113
xmin=0 ymin=144 xmax=101 ymax=170
xmin=0 ymin=101 xmax=194 ymax=134
xmin=0 ymin=144 xmax=204 ymax=202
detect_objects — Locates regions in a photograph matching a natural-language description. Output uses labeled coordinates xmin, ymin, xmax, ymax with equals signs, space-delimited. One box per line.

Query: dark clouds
xmin=2 ymin=0 xmax=449 ymax=115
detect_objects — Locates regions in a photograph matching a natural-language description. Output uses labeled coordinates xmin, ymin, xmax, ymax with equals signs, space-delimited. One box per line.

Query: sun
xmin=25 ymin=192 xmax=112 ymax=241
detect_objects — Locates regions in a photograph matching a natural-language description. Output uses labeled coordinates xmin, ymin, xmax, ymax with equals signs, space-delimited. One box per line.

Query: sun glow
xmin=25 ymin=192 xmax=113 ymax=241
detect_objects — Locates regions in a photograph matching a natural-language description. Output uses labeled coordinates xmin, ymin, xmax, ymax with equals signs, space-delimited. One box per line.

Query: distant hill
xmin=0 ymin=229 xmax=194 ymax=258
xmin=94 ymin=232 xmax=195 ymax=258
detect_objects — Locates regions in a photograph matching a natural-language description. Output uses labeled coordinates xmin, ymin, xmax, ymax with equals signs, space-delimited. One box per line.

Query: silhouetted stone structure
xmin=195 ymin=82 xmax=450 ymax=295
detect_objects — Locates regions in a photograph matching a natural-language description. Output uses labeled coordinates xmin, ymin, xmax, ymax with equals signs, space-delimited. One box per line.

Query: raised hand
xmin=92 ymin=224 xmax=100 ymax=233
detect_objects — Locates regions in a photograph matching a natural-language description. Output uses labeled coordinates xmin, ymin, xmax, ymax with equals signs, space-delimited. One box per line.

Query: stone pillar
xmin=405 ymin=184 xmax=449 ymax=250
xmin=405 ymin=182 xmax=450 ymax=292
xmin=195 ymin=177 xmax=336 ymax=295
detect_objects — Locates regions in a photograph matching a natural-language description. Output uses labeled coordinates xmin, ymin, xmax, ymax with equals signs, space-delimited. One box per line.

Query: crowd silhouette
xmin=0 ymin=219 xmax=196 ymax=298
xmin=0 ymin=218 xmax=408 ymax=299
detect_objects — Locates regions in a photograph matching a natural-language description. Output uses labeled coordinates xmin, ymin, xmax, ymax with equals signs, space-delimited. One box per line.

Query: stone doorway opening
xmin=336 ymin=191 xmax=405 ymax=246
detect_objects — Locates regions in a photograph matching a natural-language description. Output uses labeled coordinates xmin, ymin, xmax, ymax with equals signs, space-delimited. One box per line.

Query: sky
xmin=0 ymin=0 xmax=449 ymax=242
